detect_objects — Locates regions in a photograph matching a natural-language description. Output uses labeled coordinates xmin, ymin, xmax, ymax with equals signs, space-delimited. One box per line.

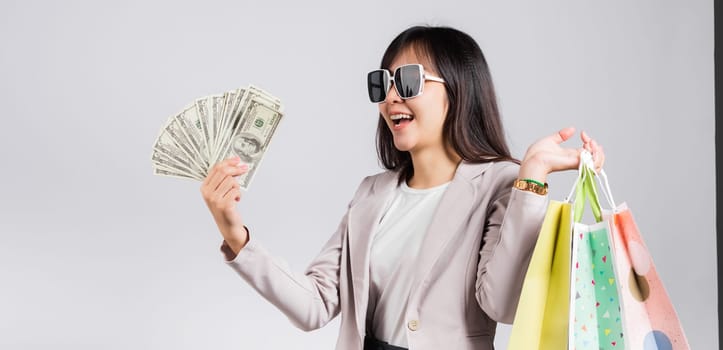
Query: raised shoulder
xmin=471 ymin=161 xmax=520 ymax=201
xmin=461 ymin=160 xmax=519 ymax=183
xmin=485 ymin=161 xmax=520 ymax=182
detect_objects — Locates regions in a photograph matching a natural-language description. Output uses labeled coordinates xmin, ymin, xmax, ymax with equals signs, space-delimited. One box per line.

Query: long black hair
xmin=375 ymin=26 xmax=518 ymax=183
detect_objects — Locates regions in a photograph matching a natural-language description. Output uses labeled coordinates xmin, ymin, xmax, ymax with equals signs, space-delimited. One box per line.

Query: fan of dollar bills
xmin=151 ymin=85 xmax=284 ymax=190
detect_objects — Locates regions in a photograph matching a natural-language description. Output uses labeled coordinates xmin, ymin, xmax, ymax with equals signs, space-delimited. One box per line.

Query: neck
xmin=407 ymin=145 xmax=462 ymax=189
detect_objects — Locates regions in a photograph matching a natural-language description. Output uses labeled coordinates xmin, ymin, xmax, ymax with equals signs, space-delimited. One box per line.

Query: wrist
xmin=513 ymin=178 xmax=549 ymax=195
xmin=519 ymin=156 xmax=549 ymax=183
xmin=224 ymin=225 xmax=250 ymax=254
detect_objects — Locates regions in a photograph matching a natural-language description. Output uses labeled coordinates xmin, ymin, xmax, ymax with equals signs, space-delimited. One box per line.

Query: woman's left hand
xmin=518 ymin=127 xmax=605 ymax=183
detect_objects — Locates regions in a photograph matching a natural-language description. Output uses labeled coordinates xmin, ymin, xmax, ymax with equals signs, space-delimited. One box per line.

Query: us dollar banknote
xmin=223 ymin=97 xmax=283 ymax=190
xmin=151 ymin=85 xmax=283 ymax=190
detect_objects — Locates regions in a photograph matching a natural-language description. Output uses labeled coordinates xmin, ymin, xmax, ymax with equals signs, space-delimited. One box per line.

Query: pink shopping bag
xmin=592 ymin=162 xmax=690 ymax=350
xmin=605 ymin=205 xmax=690 ymax=349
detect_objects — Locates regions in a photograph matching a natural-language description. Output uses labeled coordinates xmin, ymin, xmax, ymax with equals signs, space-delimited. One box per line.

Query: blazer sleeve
xmin=219 ymin=176 xmax=372 ymax=332
xmin=474 ymin=165 xmax=548 ymax=324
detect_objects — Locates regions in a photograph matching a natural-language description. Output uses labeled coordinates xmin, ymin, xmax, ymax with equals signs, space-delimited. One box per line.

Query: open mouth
xmin=390 ymin=114 xmax=415 ymax=126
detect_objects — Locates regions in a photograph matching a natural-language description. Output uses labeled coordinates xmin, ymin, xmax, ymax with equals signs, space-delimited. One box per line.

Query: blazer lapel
xmin=346 ymin=161 xmax=493 ymax=335
xmin=407 ymin=161 xmax=492 ymax=304
xmin=347 ymin=171 xmax=397 ymax=337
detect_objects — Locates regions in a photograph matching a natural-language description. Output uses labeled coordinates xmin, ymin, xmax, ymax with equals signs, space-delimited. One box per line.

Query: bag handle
xmin=596 ymin=169 xmax=617 ymax=209
xmin=565 ymin=150 xmax=618 ymax=209
xmin=577 ymin=149 xmax=618 ymax=210
xmin=565 ymin=150 xmax=604 ymax=223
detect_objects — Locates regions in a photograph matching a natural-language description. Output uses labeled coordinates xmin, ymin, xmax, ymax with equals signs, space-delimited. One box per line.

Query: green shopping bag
xmin=569 ymin=163 xmax=624 ymax=349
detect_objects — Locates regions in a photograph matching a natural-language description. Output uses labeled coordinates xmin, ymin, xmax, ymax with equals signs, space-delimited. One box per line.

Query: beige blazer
xmin=221 ymin=161 xmax=548 ymax=349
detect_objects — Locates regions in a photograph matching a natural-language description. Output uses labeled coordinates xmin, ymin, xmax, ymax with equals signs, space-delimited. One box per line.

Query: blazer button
xmin=407 ymin=319 xmax=419 ymax=331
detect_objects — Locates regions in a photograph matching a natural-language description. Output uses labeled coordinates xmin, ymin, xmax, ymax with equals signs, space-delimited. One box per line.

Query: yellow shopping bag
xmin=508 ymin=199 xmax=573 ymax=350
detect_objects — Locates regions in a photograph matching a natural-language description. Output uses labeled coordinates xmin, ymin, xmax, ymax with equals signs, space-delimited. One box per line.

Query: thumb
xmin=556 ymin=127 xmax=576 ymax=144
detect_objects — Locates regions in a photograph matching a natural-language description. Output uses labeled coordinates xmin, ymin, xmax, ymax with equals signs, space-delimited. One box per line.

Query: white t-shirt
xmin=366 ymin=179 xmax=450 ymax=347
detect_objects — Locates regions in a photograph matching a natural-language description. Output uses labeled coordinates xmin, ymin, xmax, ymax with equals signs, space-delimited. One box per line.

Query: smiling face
xmin=378 ymin=48 xmax=449 ymax=154
xmin=376 ymin=26 xmax=513 ymax=179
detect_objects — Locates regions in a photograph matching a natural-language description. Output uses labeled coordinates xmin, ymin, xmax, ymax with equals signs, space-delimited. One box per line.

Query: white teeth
xmin=390 ymin=114 xmax=413 ymax=121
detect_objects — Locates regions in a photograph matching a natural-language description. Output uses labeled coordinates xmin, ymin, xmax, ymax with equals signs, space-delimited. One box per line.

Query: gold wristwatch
xmin=513 ymin=178 xmax=548 ymax=195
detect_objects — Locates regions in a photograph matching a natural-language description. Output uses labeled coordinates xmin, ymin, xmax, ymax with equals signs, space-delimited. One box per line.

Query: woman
xmin=200 ymin=26 xmax=604 ymax=350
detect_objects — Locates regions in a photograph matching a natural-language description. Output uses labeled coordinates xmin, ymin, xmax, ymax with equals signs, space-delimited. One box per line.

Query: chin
xmin=393 ymin=139 xmax=416 ymax=152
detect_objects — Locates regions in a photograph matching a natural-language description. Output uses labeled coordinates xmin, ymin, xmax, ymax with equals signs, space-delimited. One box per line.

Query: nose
xmin=384 ymin=81 xmax=403 ymax=104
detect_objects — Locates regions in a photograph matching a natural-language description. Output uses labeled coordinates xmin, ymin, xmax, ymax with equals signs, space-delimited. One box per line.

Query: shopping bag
xmin=509 ymin=151 xmax=622 ymax=350
xmin=507 ymin=199 xmax=573 ymax=350
xmin=574 ymin=151 xmax=690 ymax=349
xmin=594 ymin=173 xmax=691 ymax=349
xmin=569 ymin=163 xmax=624 ymax=350
xmin=510 ymin=150 xmax=690 ymax=350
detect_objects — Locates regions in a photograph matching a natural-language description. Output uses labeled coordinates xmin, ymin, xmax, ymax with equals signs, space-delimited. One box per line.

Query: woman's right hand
xmin=200 ymin=156 xmax=250 ymax=255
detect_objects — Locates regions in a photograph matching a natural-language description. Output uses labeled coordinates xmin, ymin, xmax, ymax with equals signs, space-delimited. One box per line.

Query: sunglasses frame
xmin=367 ymin=64 xmax=445 ymax=103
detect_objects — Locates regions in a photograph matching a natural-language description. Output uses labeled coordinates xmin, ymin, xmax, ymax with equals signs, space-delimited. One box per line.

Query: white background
xmin=0 ymin=0 xmax=715 ymax=348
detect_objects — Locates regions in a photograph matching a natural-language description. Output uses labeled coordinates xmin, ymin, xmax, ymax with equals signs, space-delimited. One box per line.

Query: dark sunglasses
xmin=367 ymin=64 xmax=445 ymax=103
